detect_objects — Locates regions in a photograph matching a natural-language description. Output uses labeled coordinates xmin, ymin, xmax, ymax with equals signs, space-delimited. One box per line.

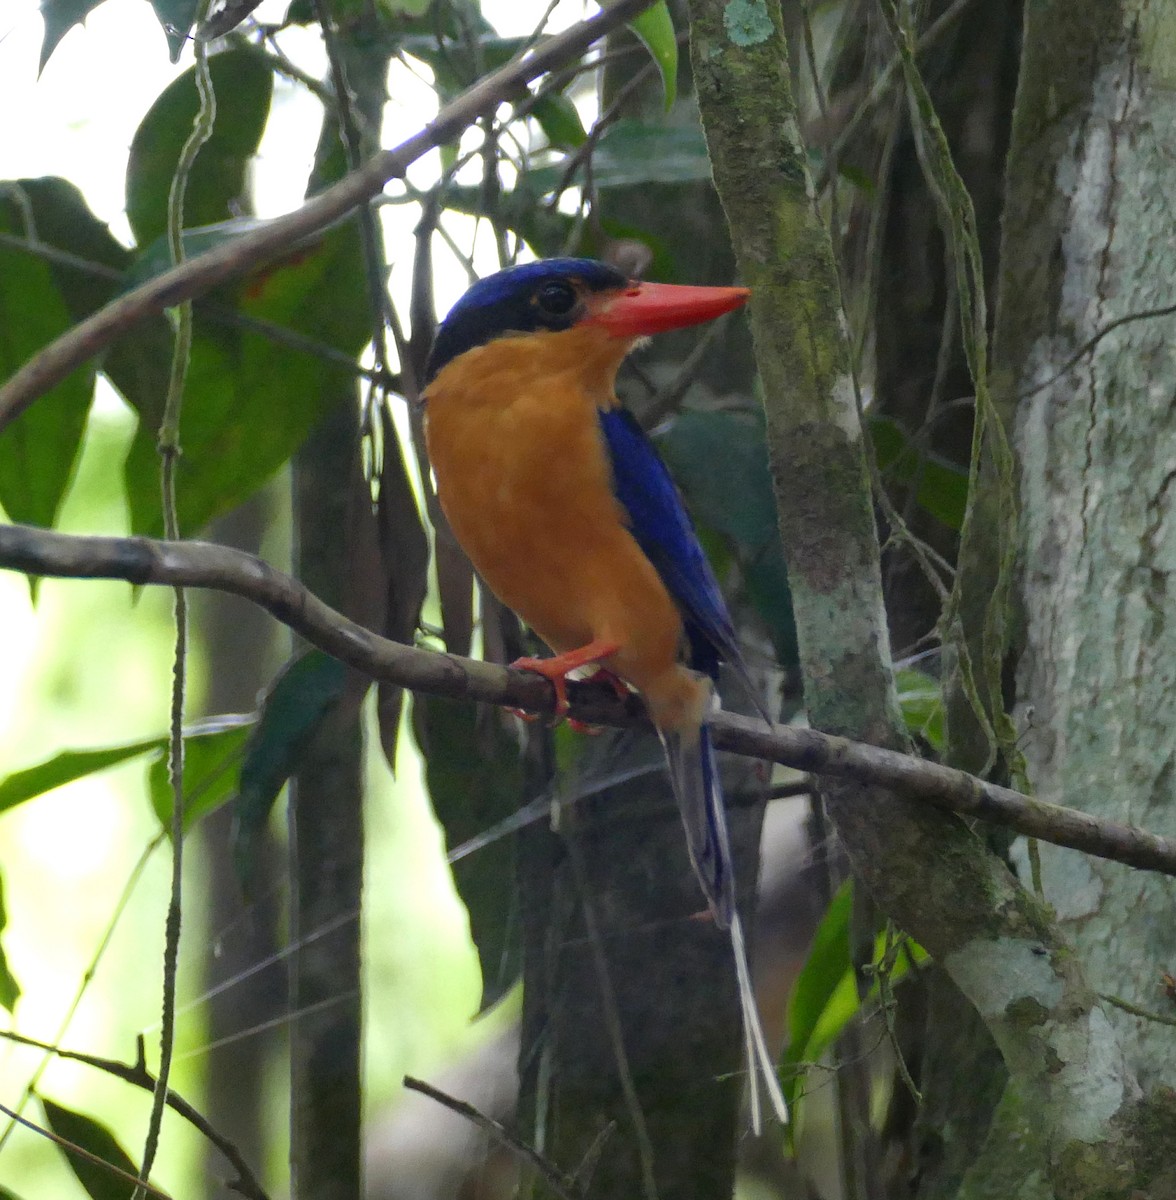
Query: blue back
xmin=599 ymin=406 xmax=742 ymax=679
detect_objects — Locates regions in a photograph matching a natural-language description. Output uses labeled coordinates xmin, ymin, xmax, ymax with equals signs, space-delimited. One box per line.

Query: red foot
xmin=510 ymin=639 xmax=621 ymax=719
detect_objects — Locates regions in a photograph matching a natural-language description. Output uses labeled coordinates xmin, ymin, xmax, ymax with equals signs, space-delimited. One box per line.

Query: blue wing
xmin=599 ymin=406 xmax=743 ymax=680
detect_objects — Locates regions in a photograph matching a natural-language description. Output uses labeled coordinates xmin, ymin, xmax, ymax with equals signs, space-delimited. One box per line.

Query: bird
xmin=423 ymin=257 xmax=787 ymax=1127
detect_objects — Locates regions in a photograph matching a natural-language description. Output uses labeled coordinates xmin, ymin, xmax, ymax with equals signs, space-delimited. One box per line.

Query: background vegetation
xmin=2 ymin=1 xmax=1175 ymax=1198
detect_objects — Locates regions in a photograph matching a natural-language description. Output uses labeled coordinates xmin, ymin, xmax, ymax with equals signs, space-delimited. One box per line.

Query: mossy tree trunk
xmin=956 ymin=2 xmax=1176 ymax=1195
xmin=688 ymin=1 xmax=1175 ymax=1195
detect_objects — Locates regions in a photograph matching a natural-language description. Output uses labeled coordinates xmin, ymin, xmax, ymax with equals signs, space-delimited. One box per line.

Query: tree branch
xmin=2 ymin=519 xmax=1174 ymax=880
xmin=0 ymin=0 xmax=654 ymax=432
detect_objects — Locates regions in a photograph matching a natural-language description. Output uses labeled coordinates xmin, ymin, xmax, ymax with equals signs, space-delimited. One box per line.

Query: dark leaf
xmin=0 ymin=874 xmax=20 ymax=1012
xmin=126 ymin=46 xmax=273 ymax=248
xmin=232 ymin=651 xmax=349 ymax=889
xmin=414 ymin=696 xmax=523 ymax=1008
xmin=41 ymin=1098 xmax=163 ymax=1200
xmin=871 ymin=415 xmax=968 ymax=530
xmin=0 ymin=188 xmax=94 ymax=530
xmin=38 ymin=0 xmax=105 ymax=73
xmin=657 ymin=408 xmax=798 ymax=666
xmin=198 ymin=0 xmax=267 ymax=40
xmin=533 ymin=119 xmax=712 ymax=191
xmin=149 ymin=718 xmax=254 ymax=834
xmin=147 ymin=0 xmax=203 ymax=62
xmin=442 ymin=121 xmax=712 ymax=217
xmin=0 ymin=737 xmax=163 ymax=816
xmin=122 ymin=218 xmax=369 ymax=537
xmin=0 ymin=1185 xmax=30 ymax=1200
xmin=0 ymin=177 xmax=174 ymax=439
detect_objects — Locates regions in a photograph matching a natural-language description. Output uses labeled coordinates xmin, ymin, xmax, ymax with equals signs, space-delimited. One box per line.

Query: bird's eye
xmin=535 ymin=280 xmax=577 ymax=316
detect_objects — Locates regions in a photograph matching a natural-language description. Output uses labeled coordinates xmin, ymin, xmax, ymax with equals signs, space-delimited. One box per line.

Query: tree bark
xmin=979 ymin=1 xmax=1176 ymax=1194
xmin=687 ymin=2 xmax=1167 ymax=1196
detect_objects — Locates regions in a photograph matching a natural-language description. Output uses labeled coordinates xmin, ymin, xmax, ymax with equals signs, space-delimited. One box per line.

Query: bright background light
xmin=0 ymin=1 xmax=597 ymax=1194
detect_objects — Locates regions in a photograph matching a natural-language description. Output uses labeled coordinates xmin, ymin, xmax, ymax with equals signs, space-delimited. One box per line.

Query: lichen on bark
xmin=687 ymin=0 xmax=1151 ymax=1192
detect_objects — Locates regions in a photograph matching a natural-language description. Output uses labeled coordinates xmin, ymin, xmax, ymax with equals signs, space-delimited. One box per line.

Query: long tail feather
xmin=658 ymin=720 xmax=788 ymax=1130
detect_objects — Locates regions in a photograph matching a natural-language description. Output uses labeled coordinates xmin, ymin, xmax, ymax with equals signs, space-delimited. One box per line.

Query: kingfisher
xmin=423 ymin=257 xmax=786 ymax=1126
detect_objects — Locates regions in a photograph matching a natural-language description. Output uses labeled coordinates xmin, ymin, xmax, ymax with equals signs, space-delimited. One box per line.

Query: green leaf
xmin=782 ymin=882 xmax=928 ymax=1128
xmin=0 ymin=187 xmax=94 ymax=529
xmin=41 ymin=1098 xmax=164 ymax=1200
xmin=531 ymin=93 xmax=588 ymax=152
xmin=232 ymin=652 xmax=349 ymax=889
xmin=0 ymin=1185 xmax=30 ymax=1200
xmin=783 ymin=880 xmax=852 ymax=1115
xmin=38 ymin=0 xmax=106 ymax=72
xmin=0 ymin=874 xmax=21 ymax=1012
xmin=121 ymin=217 xmax=369 ymax=537
xmin=537 ymin=119 xmax=712 ymax=191
xmin=147 ymin=0 xmax=202 ymax=62
xmin=0 ymin=737 xmax=163 ymax=817
xmin=628 ymin=2 xmax=678 ymax=110
xmin=377 ymin=0 xmax=431 ymax=13
xmin=657 ymin=409 xmax=798 ymax=667
xmin=149 ymin=717 xmax=254 ymax=834
xmin=871 ymin=415 xmax=968 ymax=531
xmin=414 ymin=696 xmax=523 ymax=1009
xmin=126 ymin=46 xmax=273 ymax=249
xmin=895 ymin=667 xmax=944 ymax=751
xmin=0 ymin=178 xmax=173 ymax=442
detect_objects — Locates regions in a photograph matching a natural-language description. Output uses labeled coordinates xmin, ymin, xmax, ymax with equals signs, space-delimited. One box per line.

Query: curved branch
xmin=0 ymin=0 xmax=654 ymax=432
xmin=2 ymin=519 xmax=1175 ymax=880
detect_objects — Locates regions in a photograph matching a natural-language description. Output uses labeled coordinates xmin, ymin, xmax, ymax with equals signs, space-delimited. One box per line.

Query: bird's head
xmin=424 ymin=258 xmax=750 ymax=386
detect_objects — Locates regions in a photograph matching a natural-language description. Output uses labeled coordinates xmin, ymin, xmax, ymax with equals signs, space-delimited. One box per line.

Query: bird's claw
xmin=510 ymin=654 xmax=572 ymax=719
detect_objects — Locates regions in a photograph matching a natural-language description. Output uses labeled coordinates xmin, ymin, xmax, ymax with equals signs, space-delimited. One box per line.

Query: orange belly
xmin=424 ymin=328 xmax=685 ymax=696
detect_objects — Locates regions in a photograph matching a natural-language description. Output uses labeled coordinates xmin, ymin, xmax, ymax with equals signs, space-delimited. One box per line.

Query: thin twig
xmin=0 ymin=1030 xmax=270 ymax=1200
xmin=3 ymin=520 xmax=1176 ymax=878
xmin=403 ymin=1076 xmax=584 ymax=1200
xmin=1097 ymin=991 xmax=1176 ymax=1029
xmin=135 ymin=8 xmax=217 ymax=1193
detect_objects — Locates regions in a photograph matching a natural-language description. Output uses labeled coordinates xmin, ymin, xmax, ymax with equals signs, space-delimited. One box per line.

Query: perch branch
xmin=2 ymin=520 xmax=1175 ymax=880
xmin=0 ymin=0 xmax=654 ymax=432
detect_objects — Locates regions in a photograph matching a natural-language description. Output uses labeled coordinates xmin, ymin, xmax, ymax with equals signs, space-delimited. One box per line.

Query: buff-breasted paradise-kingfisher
xmin=423 ymin=257 xmax=787 ymax=1126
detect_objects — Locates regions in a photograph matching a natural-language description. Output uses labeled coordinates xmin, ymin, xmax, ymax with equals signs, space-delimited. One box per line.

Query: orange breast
xmin=424 ymin=325 xmax=685 ymax=695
